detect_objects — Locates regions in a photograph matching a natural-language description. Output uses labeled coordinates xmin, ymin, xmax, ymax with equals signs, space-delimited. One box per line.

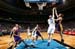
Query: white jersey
xmin=32 ymin=27 xmax=37 ymax=37
xmin=47 ymin=17 xmax=55 ymax=34
xmin=48 ymin=17 xmax=55 ymax=26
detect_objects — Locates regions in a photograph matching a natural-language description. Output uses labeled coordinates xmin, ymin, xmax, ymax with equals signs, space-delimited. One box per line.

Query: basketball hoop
xmin=37 ymin=2 xmax=47 ymax=10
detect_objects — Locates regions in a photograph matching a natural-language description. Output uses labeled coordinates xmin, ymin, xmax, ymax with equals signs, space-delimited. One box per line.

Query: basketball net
xmin=37 ymin=2 xmax=47 ymax=10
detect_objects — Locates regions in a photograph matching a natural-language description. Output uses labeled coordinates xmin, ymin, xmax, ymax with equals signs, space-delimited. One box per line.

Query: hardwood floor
xmin=0 ymin=32 xmax=75 ymax=49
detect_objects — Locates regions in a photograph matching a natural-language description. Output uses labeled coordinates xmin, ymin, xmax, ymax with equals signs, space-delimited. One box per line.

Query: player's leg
xmin=47 ymin=27 xmax=55 ymax=46
xmin=39 ymin=34 xmax=44 ymax=41
xmin=31 ymin=35 xmax=37 ymax=45
xmin=36 ymin=32 xmax=44 ymax=40
xmin=14 ymin=36 xmax=36 ymax=48
xmin=25 ymin=36 xmax=37 ymax=48
xmin=8 ymin=35 xmax=16 ymax=49
xmin=7 ymin=40 xmax=15 ymax=49
xmin=56 ymin=24 xmax=64 ymax=42
xmin=36 ymin=36 xmax=38 ymax=41
xmin=47 ymin=33 xmax=53 ymax=46
xmin=18 ymin=39 xmax=31 ymax=48
xmin=14 ymin=36 xmax=29 ymax=47
xmin=47 ymin=27 xmax=51 ymax=46
xmin=59 ymin=24 xmax=64 ymax=42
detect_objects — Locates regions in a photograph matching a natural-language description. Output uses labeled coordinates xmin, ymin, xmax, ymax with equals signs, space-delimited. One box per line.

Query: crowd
xmin=0 ymin=21 xmax=75 ymax=36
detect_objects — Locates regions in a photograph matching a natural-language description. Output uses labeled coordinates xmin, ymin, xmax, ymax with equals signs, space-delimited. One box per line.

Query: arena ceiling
xmin=0 ymin=0 xmax=75 ymax=23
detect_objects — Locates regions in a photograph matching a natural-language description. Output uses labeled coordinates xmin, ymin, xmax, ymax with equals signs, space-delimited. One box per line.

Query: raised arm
xmin=52 ymin=7 xmax=55 ymax=19
xmin=54 ymin=7 xmax=59 ymax=17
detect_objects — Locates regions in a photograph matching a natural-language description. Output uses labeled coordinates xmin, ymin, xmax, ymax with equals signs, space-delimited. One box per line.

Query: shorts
xmin=55 ymin=24 xmax=61 ymax=31
xmin=14 ymin=36 xmax=21 ymax=42
xmin=47 ymin=26 xmax=55 ymax=34
xmin=36 ymin=31 xmax=41 ymax=37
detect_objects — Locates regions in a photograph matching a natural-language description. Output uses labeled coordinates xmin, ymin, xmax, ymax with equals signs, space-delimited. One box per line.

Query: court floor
xmin=0 ymin=32 xmax=75 ymax=49
xmin=16 ymin=39 xmax=67 ymax=49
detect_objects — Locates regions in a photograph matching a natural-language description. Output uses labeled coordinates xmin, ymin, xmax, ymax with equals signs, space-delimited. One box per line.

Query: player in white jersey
xmin=27 ymin=27 xmax=31 ymax=40
xmin=31 ymin=25 xmax=37 ymax=43
xmin=47 ymin=8 xmax=55 ymax=46
xmin=31 ymin=24 xmax=44 ymax=45
xmin=32 ymin=24 xmax=44 ymax=40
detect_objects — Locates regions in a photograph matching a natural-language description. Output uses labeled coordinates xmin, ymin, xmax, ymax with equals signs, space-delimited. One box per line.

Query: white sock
xmin=48 ymin=40 xmax=51 ymax=43
xmin=48 ymin=39 xmax=52 ymax=43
